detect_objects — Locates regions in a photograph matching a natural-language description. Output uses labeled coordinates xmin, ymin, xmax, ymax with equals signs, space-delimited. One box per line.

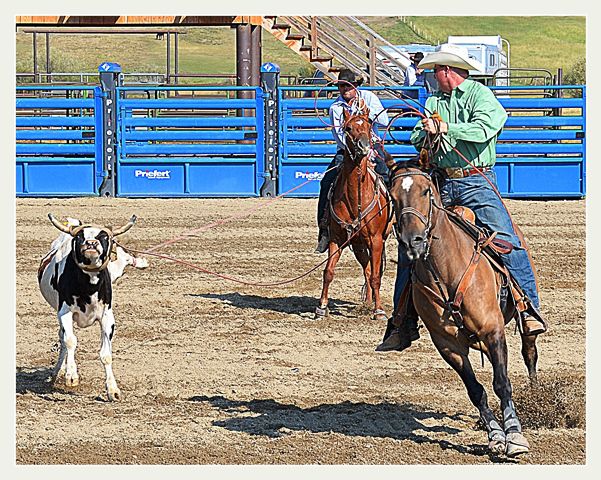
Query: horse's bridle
xmin=389 ymin=169 xmax=439 ymax=258
xmin=342 ymin=111 xmax=374 ymax=163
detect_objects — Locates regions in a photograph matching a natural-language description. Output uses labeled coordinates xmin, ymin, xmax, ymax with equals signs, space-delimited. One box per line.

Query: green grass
xmin=15 ymin=16 xmax=586 ymax=83
xmin=393 ymin=16 xmax=585 ymax=75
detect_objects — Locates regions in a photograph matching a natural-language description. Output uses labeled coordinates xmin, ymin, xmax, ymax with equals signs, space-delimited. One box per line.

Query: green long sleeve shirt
xmin=410 ymin=79 xmax=508 ymax=169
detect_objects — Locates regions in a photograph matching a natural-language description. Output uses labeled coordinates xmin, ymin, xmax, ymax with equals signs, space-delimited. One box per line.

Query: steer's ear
xmin=48 ymin=213 xmax=71 ymax=234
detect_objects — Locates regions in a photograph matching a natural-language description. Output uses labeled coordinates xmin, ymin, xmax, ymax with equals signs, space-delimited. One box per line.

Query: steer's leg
xmin=58 ymin=306 xmax=79 ymax=387
xmin=51 ymin=325 xmax=67 ymax=383
xmin=100 ymin=308 xmax=121 ymax=401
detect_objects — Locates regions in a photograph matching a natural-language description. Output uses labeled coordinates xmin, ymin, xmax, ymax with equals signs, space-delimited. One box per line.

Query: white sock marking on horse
xmin=401 ymin=176 xmax=414 ymax=192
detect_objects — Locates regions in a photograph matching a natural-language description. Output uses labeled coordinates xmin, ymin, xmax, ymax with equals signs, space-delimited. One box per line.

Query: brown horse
xmin=315 ymin=109 xmax=393 ymax=321
xmin=386 ymin=159 xmax=540 ymax=457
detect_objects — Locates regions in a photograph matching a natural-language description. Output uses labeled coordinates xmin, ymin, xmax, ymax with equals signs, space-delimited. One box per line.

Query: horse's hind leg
xmin=431 ymin=334 xmax=506 ymax=455
xmin=520 ymin=333 xmax=539 ymax=383
xmin=482 ymin=328 xmax=529 ymax=457
xmin=352 ymin=243 xmax=373 ymax=304
xmin=368 ymin=235 xmax=387 ymax=321
xmin=316 ymin=242 xmax=343 ymax=319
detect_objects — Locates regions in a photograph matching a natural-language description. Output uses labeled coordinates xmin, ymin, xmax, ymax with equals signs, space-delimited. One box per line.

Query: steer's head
xmin=48 ymin=214 xmax=137 ymax=272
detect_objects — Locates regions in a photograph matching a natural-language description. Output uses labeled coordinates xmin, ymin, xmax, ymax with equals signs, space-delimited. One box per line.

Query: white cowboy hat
xmin=418 ymin=43 xmax=484 ymax=72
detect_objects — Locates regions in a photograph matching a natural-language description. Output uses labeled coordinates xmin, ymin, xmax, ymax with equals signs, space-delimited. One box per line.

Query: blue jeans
xmin=393 ymin=169 xmax=540 ymax=311
xmin=317 ymin=144 xmax=390 ymax=226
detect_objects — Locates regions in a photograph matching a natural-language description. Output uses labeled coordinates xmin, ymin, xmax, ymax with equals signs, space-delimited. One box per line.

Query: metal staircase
xmin=262 ymin=16 xmax=413 ymax=86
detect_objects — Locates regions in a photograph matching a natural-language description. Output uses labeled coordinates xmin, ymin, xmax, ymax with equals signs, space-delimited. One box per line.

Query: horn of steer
xmin=48 ymin=213 xmax=72 ymax=235
xmin=111 ymin=215 xmax=137 ymax=236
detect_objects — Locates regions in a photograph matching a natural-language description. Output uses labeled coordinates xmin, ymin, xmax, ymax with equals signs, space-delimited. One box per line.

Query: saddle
xmin=444 ymin=205 xmax=529 ymax=316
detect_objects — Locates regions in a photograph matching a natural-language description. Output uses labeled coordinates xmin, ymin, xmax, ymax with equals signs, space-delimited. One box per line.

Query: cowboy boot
xmin=521 ymin=305 xmax=547 ymax=336
xmin=376 ymin=291 xmax=420 ymax=352
xmin=314 ymin=220 xmax=330 ymax=254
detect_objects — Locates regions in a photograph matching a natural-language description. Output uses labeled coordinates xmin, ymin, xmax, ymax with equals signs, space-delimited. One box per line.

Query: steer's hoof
xmin=488 ymin=431 xmax=507 ymax=455
xmin=505 ymin=432 xmax=529 ymax=457
xmin=65 ymin=374 xmax=80 ymax=387
xmin=107 ymin=387 xmax=123 ymax=402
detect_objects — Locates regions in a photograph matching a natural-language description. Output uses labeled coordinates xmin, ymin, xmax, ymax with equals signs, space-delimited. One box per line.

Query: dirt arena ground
xmin=15 ymin=196 xmax=585 ymax=465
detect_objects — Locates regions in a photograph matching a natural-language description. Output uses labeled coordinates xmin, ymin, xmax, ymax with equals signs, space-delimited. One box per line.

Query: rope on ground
xmin=118 ymin=196 xmax=392 ymax=289
xmin=144 ymin=164 xmax=339 ymax=254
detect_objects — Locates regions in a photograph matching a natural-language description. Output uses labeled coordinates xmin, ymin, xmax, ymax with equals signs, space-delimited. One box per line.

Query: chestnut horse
xmin=315 ymin=109 xmax=393 ymax=321
xmin=386 ymin=160 xmax=540 ymax=458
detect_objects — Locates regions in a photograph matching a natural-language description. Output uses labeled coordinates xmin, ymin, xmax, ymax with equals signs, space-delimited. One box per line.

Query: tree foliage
xmin=564 ymin=57 xmax=586 ymax=85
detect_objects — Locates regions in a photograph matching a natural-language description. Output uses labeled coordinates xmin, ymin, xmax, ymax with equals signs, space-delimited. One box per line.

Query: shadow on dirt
xmin=16 ymin=366 xmax=54 ymax=395
xmin=189 ymin=394 xmax=504 ymax=459
xmin=191 ymin=292 xmax=356 ymax=316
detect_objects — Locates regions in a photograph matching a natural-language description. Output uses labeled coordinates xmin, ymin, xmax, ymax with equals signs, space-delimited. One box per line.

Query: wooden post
xmin=32 ymin=32 xmax=38 ymax=83
xmin=367 ymin=35 xmax=376 ymax=86
xmin=311 ymin=17 xmax=317 ymax=58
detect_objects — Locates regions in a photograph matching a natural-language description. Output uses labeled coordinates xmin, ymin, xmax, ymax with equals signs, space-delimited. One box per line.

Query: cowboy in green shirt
xmin=410 ymin=75 xmax=508 ymax=170
xmin=377 ymin=43 xmax=546 ymax=353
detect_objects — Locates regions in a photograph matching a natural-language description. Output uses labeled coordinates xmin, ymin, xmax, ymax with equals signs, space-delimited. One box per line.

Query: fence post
xmin=417 ymin=86 xmax=428 ymax=114
xmin=259 ymin=62 xmax=280 ymax=197
xmin=98 ymin=62 xmax=122 ymax=197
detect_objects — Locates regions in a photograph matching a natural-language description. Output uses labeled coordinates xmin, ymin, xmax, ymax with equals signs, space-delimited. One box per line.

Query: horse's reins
xmin=329 ymin=114 xmax=391 ymax=239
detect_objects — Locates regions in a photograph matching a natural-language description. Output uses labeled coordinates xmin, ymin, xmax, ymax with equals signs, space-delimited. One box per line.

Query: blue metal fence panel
xmin=115 ymin=86 xmax=265 ymax=197
xmin=492 ymin=85 xmax=585 ymax=198
xmin=278 ymin=85 xmax=427 ymax=197
xmin=278 ymin=85 xmax=585 ymax=199
xmin=16 ymin=86 xmax=102 ymax=196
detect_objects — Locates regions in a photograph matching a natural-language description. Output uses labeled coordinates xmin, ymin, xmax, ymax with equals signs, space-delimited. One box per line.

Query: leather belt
xmin=444 ymin=166 xmax=491 ymax=179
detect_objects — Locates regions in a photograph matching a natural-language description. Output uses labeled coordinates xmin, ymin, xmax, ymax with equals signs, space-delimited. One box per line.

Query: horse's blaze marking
xmin=355 ymin=119 xmax=364 ymax=126
xmin=402 ymin=177 xmax=414 ymax=192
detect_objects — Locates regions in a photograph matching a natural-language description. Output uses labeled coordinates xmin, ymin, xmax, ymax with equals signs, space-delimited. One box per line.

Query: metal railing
xmin=277 ymin=16 xmax=410 ymax=87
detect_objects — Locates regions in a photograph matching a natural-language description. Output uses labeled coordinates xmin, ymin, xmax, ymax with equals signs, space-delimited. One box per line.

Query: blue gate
xmin=15 ymin=78 xmax=586 ymax=199
xmin=493 ymin=86 xmax=585 ymax=198
xmin=16 ymin=86 xmax=104 ymax=196
xmin=278 ymin=85 xmax=427 ymax=197
xmin=114 ymin=86 xmax=265 ymax=197
xmin=277 ymin=85 xmax=586 ymax=199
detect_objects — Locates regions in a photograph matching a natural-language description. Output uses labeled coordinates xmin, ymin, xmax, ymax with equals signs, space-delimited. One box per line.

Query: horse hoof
xmin=314 ymin=306 xmax=328 ymax=320
xmin=505 ymin=432 xmax=530 ymax=457
xmin=488 ymin=431 xmax=506 ymax=455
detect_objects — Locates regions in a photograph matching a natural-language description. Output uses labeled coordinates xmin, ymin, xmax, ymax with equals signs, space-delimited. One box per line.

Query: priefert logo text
xmin=295 ymin=171 xmax=324 ymax=181
xmin=135 ymin=169 xmax=171 ymax=179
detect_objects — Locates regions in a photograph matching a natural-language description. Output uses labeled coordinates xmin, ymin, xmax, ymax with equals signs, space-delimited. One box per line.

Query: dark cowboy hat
xmin=335 ymin=68 xmax=364 ymax=87
xmin=410 ymin=52 xmax=425 ymax=63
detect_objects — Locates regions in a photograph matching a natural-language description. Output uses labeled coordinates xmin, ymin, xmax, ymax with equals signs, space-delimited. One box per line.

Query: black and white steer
xmin=38 ymin=214 xmax=148 ymax=401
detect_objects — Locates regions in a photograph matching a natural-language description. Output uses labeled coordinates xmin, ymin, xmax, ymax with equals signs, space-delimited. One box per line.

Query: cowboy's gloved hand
xmin=422 ymin=117 xmax=448 ymax=134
